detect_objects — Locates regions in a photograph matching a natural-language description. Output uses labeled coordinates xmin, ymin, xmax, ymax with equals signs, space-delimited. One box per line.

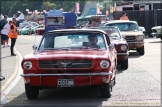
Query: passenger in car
xmin=106 ymin=30 xmax=113 ymax=36
xmin=87 ymin=35 xmax=100 ymax=48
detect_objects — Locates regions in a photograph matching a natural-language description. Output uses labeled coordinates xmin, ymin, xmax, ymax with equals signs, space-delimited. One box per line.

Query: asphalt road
xmin=1 ymin=35 xmax=161 ymax=107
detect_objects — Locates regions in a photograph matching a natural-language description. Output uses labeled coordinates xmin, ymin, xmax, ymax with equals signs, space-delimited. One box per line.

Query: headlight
xmin=121 ymin=45 xmax=127 ymax=51
xmin=23 ymin=61 xmax=32 ymax=70
xmin=137 ymin=35 xmax=144 ymax=40
xmin=100 ymin=60 xmax=109 ymax=69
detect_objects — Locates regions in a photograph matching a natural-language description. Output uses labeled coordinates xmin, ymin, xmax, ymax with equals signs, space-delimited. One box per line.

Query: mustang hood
xmin=120 ymin=31 xmax=143 ymax=36
xmin=110 ymin=39 xmax=127 ymax=45
xmin=23 ymin=50 xmax=110 ymax=60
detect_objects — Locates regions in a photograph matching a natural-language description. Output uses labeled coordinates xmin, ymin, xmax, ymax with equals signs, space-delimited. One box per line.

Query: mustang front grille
xmin=125 ymin=36 xmax=136 ymax=42
xmin=38 ymin=60 xmax=92 ymax=68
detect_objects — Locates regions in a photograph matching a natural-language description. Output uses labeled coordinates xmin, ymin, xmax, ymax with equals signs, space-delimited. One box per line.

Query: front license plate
xmin=57 ymin=79 xmax=74 ymax=87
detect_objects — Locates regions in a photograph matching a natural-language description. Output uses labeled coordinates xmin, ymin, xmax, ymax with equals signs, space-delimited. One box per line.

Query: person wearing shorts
xmin=1 ymin=21 xmax=12 ymax=48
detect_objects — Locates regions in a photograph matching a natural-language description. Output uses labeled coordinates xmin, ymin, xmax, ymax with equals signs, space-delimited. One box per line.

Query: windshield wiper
xmin=58 ymin=48 xmax=71 ymax=51
xmin=81 ymin=46 xmax=100 ymax=51
xmin=43 ymin=48 xmax=58 ymax=50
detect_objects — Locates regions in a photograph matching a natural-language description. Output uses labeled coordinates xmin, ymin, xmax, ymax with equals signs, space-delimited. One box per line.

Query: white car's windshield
xmin=99 ymin=27 xmax=122 ymax=39
xmin=106 ymin=23 xmax=139 ymax=31
xmin=38 ymin=32 xmax=107 ymax=51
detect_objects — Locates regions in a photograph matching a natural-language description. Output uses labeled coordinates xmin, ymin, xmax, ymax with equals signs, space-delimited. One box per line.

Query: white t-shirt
xmin=1 ymin=23 xmax=10 ymax=36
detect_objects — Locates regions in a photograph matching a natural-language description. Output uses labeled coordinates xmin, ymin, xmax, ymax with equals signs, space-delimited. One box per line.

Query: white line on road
xmin=1 ymin=48 xmax=23 ymax=105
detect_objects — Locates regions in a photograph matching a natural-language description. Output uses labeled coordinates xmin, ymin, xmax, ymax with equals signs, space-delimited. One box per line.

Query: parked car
xmin=151 ymin=26 xmax=162 ymax=40
xmin=21 ymin=29 xmax=117 ymax=99
xmin=20 ymin=24 xmax=44 ymax=35
xmin=32 ymin=24 xmax=45 ymax=34
xmin=35 ymin=26 xmax=45 ymax=35
xmin=103 ymin=20 xmax=145 ymax=55
xmin=19 ymin=22 xmax=28 ymax=29
xmin=19 ymin=22 xmax=39 ymax=35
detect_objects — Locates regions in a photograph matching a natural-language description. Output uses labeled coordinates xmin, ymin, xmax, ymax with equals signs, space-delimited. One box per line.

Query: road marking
xmin=1 ymin=54 xmax=19 ymax=92
xmin=1 ymin=48 xmax=23 ymax=105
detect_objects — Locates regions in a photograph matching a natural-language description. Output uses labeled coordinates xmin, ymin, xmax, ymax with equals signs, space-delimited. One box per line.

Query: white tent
xmin=1 ymin=14 xmax=4 ymax=20
xmin=16 ymin=13 xmax=25 ymax=20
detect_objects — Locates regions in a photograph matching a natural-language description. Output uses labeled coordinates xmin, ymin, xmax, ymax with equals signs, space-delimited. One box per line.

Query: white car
xmin=102 ymin=20 xmax=145 ymax=55
xmin=151 ymin=26 xmax=162 ymax=40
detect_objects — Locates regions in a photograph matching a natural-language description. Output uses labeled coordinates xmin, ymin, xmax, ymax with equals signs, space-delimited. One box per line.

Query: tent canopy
xmin=16 ymin=13 xmax=25 ymax=21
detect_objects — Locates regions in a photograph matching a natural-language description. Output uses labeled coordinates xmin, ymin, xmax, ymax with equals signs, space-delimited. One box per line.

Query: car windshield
xmin=106 ymin=23 xmax=139 ymax=31
xmin=38 ymin=32 xmax=107 ymax=51
xmin=99 ymin=27 xmax=122 ymax=39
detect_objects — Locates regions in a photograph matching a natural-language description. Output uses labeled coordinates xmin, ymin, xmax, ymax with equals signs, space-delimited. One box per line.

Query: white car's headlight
xmin=121 ymin=45 xmax=127 ymax=51
xmin=100 ymin=60 xmax=109 ymax=69
xmin=23 ymin=61 xmax=32 ymax=70
xmin=137 ymin=35 xmax=144 ymax=40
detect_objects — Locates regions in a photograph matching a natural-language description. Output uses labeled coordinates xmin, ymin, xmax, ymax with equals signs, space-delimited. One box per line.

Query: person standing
xmin=120 ymin=13 xmax=129 ymax=20
xmin=8 ymin=18 xmax=18 ymax=56
xmin=1 ymin=21 xmax=13 ymax=48
xmin=28 ymin=21 xmax=32 ymax=35
xmin=0 ymin=15 xmax=8 ymax=45
xmin=0 ymin=15 xmax=8 ymax=30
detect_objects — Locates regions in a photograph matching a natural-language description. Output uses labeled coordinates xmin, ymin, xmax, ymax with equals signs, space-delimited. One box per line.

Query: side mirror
xmin=32 ymin=45 xmax=38 ymax=50
xmin=0 ymin=76 xmax=5 ymax=81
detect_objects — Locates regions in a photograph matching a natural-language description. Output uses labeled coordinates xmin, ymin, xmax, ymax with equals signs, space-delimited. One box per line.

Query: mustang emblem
xmin=58 ymin=62 xmax=72 ymax=67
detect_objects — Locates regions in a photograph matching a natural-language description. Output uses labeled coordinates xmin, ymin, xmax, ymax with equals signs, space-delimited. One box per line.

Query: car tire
xmin=137 ymin=46 xmax=145 ymax=55
xmin=121 ymin=58 xmax=128 ymax=69
xmin=25 ymin=84 xmax=39 ymax=99
xmin=100 ymin=83 xmax=111 ymax=98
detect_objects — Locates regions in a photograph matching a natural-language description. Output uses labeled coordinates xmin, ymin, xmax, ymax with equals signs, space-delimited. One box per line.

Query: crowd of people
xmin=0 ymin=15 xmax=18 ymax=56
xmin=85 ymin=17 xmax=102 ymax=27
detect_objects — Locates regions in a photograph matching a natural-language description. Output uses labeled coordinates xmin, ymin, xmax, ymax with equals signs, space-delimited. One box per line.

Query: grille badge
xmin=58 ymin=59 xmax=72 ymax=69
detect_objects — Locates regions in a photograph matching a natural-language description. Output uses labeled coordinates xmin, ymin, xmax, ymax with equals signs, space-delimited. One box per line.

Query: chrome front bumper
xmin=127 ymin=42 xmax=144 ymax=44
xmin=117 ymin=52 xmax=129 ymax=55
xmin=21 ymin=72 xmax=113 ymax=77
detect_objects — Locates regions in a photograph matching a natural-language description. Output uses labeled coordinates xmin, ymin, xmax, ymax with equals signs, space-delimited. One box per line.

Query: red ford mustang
xmin=98 ymin=26 xmax=129 ymax=69
xmin=21 ymin=29 xmax=117 ymax=99
xmin=85 ymin=26 xmax=129 ymax=69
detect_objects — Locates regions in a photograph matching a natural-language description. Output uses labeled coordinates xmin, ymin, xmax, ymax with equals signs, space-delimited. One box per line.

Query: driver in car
xmin=87 ymin=35 xmax=100 ymax=48
xmin=106 ymin=29 xmax=113 ymax=36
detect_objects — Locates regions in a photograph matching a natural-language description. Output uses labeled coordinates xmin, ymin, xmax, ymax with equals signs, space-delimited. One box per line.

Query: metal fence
xmin=113 ymin=10 xmax=162 ymax=35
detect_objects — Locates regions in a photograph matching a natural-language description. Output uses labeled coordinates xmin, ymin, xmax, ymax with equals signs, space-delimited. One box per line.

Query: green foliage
xmin=1 ymin=0 xmax=90 ymax=16
xmin=42 ymin=1 xmax=56 ymax=10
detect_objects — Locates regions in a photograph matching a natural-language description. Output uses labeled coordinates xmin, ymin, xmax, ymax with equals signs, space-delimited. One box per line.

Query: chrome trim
xmin=20 ymin=72 xmax=112 ymax=77
xmin=127 ymin=42 xmax=144 ymax=44
xmin=117 ymin=52 xmax=129 ymax=55
xmin=152 ymin=33 xmax=162 ymax=35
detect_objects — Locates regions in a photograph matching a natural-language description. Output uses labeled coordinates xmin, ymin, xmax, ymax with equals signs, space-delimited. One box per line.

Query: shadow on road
xmin=3 ymin=86 xmax=112 ymax=107
xmin=1 ymin=56 xmax=13 ymax=59
xmin=128 ymin=51 xmax=141 ymax=58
